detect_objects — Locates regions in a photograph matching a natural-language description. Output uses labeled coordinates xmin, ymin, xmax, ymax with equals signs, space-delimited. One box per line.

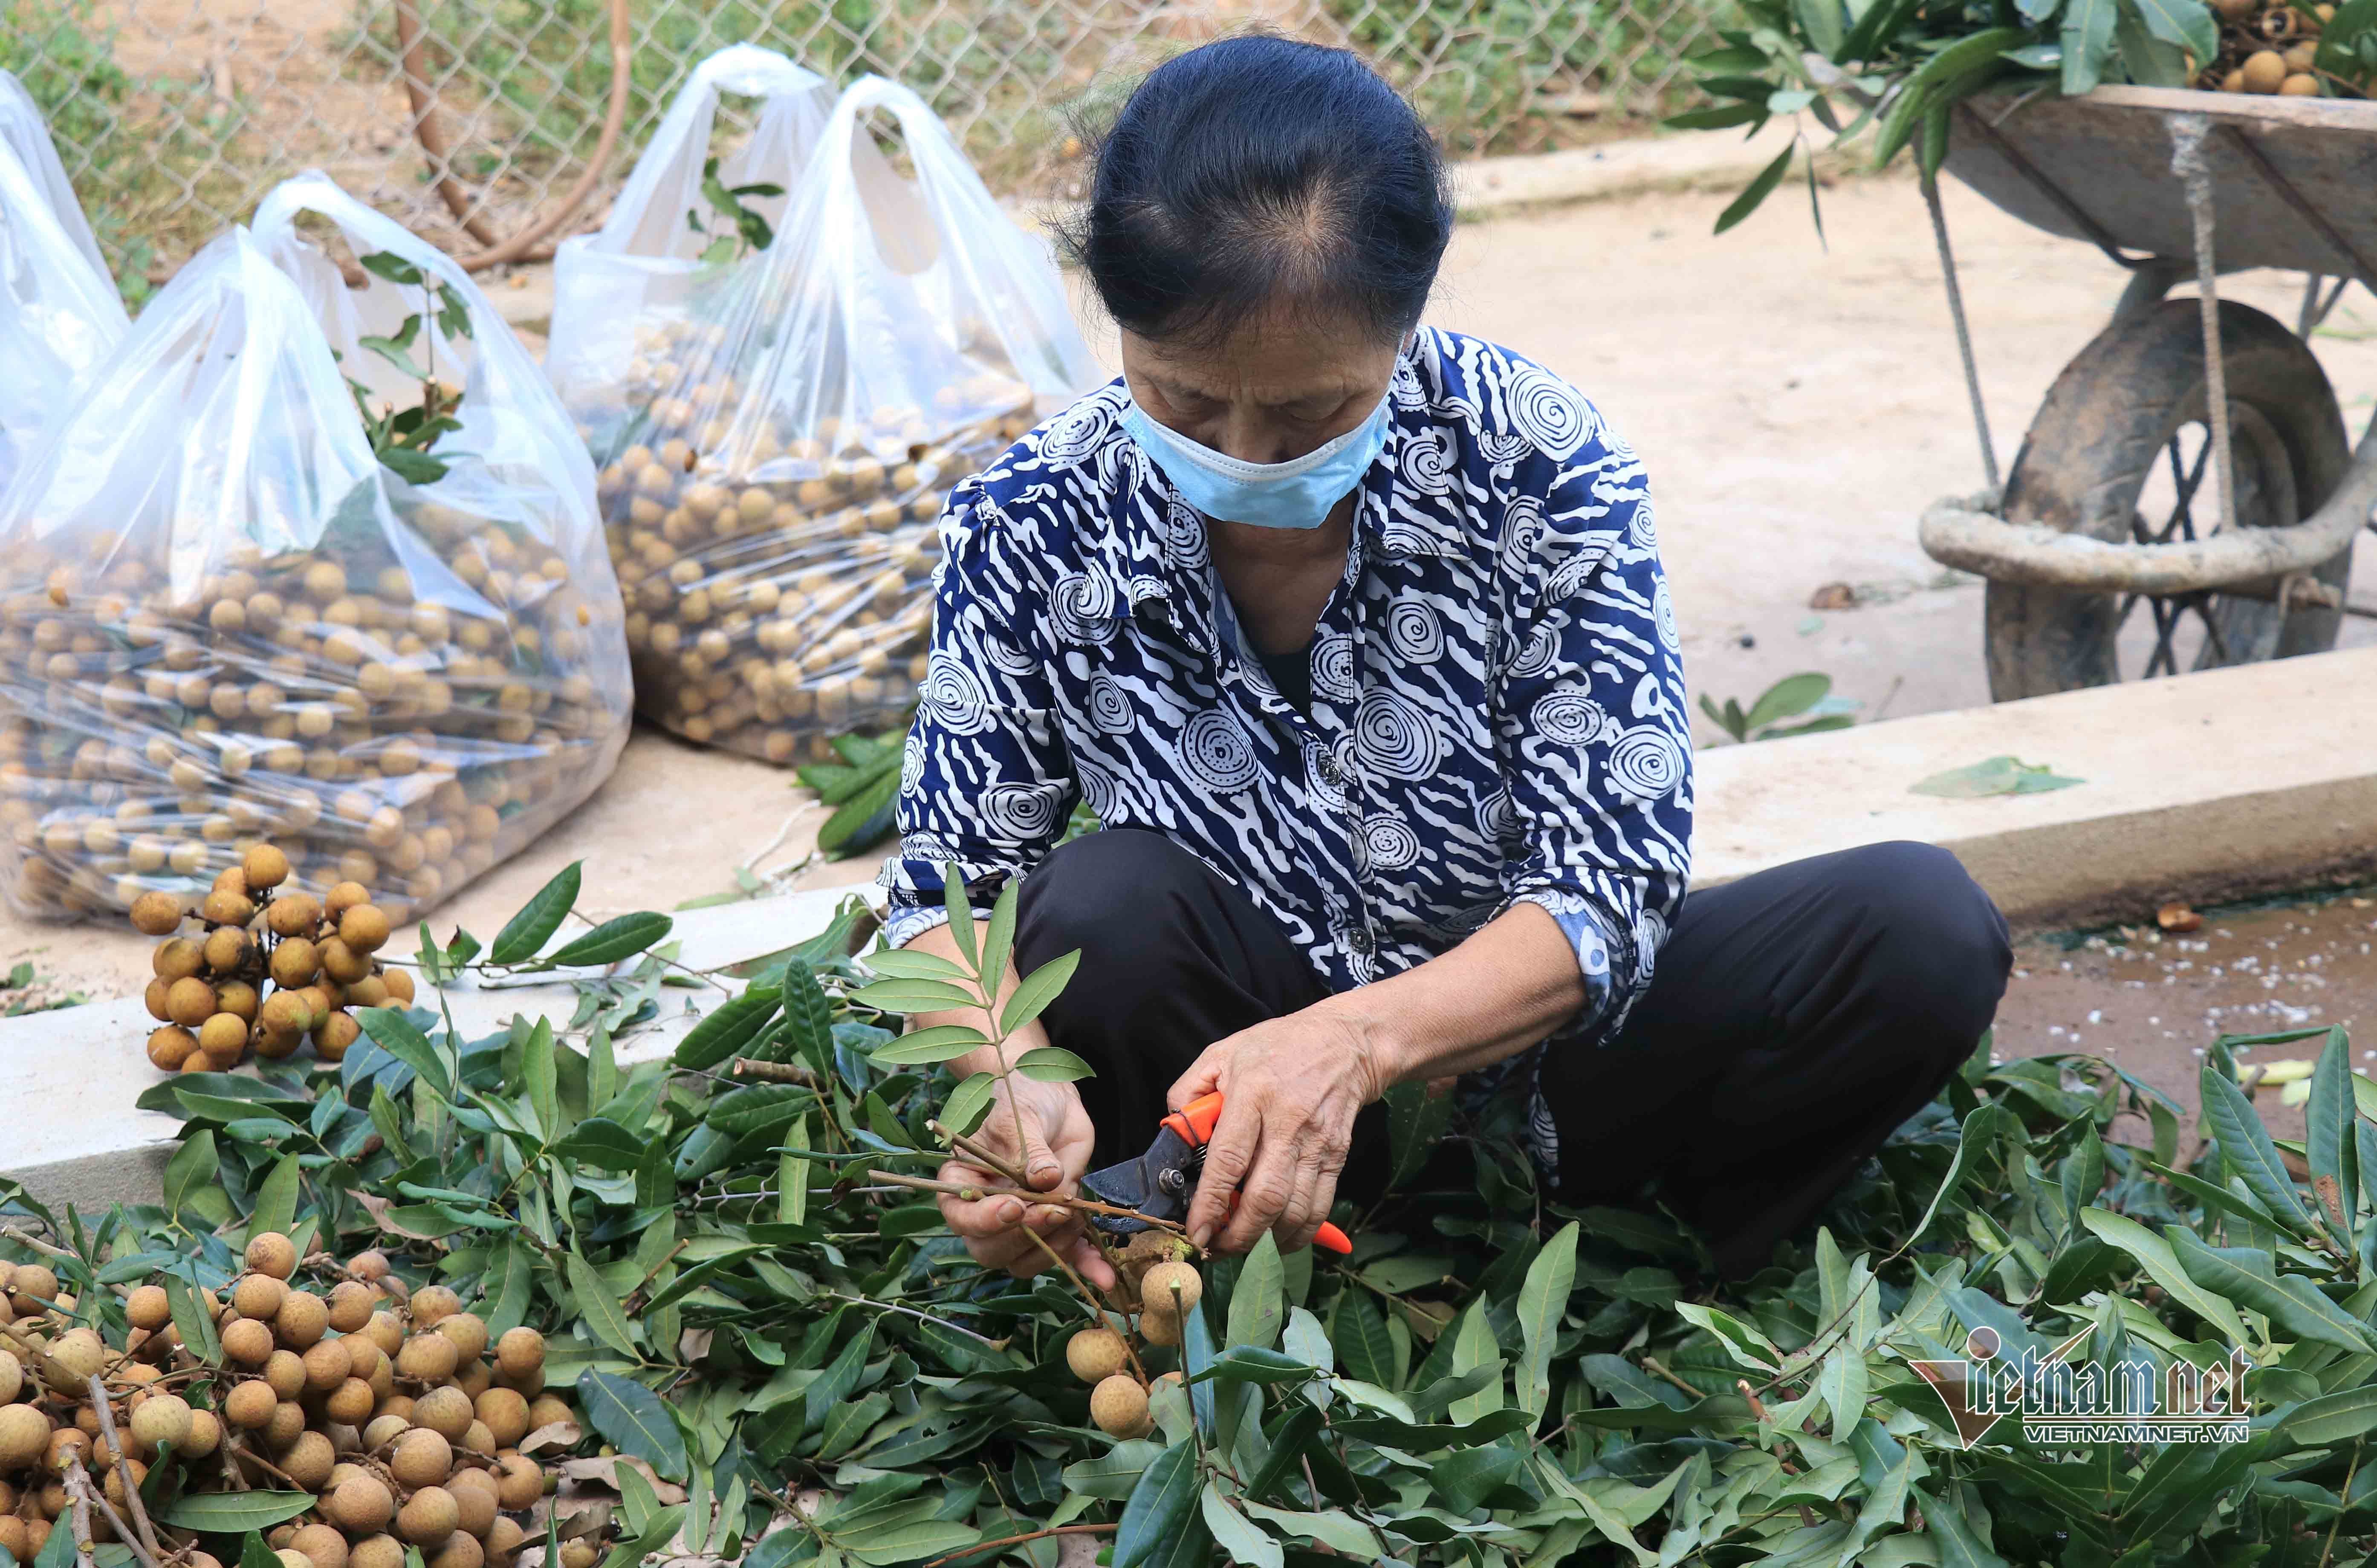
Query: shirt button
xmin=1346 ymin=927 xmax=1374 ymax=955
xmin=1318 ymin=754 xmax=1345 ymax=787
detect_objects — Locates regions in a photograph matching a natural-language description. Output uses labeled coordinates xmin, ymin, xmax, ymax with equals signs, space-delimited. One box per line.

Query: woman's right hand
xmin=936 ymin=1074 xmax=1116 ymax=1289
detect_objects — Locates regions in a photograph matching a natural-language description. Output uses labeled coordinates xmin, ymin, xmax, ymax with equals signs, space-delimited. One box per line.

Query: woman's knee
xmin=1831 ymin=840 xmax=2012 ymax=1042
xmin=1015 ymin=829 xmax=1216 ymax=973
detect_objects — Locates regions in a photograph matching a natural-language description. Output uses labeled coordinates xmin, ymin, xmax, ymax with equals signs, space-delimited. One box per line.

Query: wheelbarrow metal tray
xmin=1945 ymin=86 xmax=2377 ymax=279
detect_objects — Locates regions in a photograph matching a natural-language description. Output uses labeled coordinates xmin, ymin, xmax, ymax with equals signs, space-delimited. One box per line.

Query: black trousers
xmin=1015 ymin=830 xmax=2012 ymax=1277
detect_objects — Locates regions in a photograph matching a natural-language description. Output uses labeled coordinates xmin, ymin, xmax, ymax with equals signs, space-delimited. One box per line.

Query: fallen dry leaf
xmin=560 ymin=1455 xmax=688 ymax=1505
xmin=2157 ymin=901 xmax=2202 ymax=933
xmin=519 ymin=1419 xmax=584 ymax=1456
xmin=1808 ymin=582 xmax=1857 ymax=610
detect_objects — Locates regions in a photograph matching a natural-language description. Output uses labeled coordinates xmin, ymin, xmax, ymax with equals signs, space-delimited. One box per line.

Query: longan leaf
xmin=358 ymin=1007 xmax=451 ymax=1100
xmin=868 ymin=1025 xmax=989 ymax=1066
xmin=548 ymin=913 xmax=674 ymax=967
xmin=159 ymin=1493 xmax=319 ymax=1530
xmin=672 ymin=987 xmax=783 ymax=1071
xmin=939 ymin=1072 xmax=999 ymax=1139
xmin=850 ymin=978 xmax=978 ymax=1014
xmin=1113 ymin=1444 xmax=1202 ymax=1568
xmin=161 ymin=1129 xmax=216 ymax=1220
xmin=998 ymin=949 xmax=1081 ymax=1035
xmin=566 ymin=1249 xmax=641 ymax=1359
xmin=246 ymin=1154 xmax=300 ymax=1245
xmin=162 ymin=1273 xmax=220 ymax=1367
xmin=1012 ymin=1047 xmax=1093 ymax=1083
xmin=521 ymin=1016 xmax=559 ymax=1143
xmin=490 ymin=860 xmax=582 ymax=964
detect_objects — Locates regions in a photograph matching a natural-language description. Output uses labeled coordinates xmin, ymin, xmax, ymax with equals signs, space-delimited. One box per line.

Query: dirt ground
xmin=7 ymin=164 xmax=2376 ymax=1109
xmin=1995 ymin=885 xmax=2377 ymax=1142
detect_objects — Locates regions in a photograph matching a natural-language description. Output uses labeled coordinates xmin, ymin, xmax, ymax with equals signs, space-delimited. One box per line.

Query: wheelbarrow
xmin=1911 ymin=86 xmax=2377 ymax=699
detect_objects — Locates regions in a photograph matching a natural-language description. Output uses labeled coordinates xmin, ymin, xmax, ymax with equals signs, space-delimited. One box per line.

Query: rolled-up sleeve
xmin=877 ymin=489 xmax=1080 ymax=948
xmin=1494 ymin=423 xmax=1693 ymax=1043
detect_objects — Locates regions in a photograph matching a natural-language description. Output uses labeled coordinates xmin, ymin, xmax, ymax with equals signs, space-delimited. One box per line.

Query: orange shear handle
xmin=1160 ymin=1091 xmax=1353 ymax=1255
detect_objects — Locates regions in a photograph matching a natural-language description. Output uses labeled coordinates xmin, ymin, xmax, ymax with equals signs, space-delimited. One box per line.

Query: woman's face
xmin=1119 ymin=307 xmax=1403 ymax=467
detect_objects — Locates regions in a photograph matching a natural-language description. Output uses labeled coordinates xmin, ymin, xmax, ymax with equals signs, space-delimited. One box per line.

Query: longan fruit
xmin=275 ymin=1549 xmax=312 ymax=1568
xmin=0 ymin=1351 xmax=17 ymax=1404
xmin=0 ymin=1405 xmax=49 ymax=1469
xmin=197 ymin=1012 xmax=248 ymax=1059
xmin=329 ymin=1279 xmax=380 ymax=1333
xmin=383 ymin=967 xmax=416 ymax=1004
xmin=276 ymin=1289 xmax=328 ymax=1349
xmin=1139 ymin=1306 xmax=1183 ymax=1348
xmin=484 ymin=1518 xmax=525 ymax=1566
xmin=329 ymin=1474 xmax=396 ymax=1535
xmin=558 ymin=1543 xmax=597 ymax=1568
xmin=12 ymin=1262 xmax=58 ymax=1304
xmin=350 ymin=1538 xmax=405 ymax=1568
xmin=147 ymin=1025 xmax=199 ymax=1071
xmin=492 ymin=1451 xmax=542 ymax=1511
xmin=165 ymin=976 xmax=218 ymax=1027
xmin=0 ymin=1518 xmax=28 ymax=1562
xmin=525 ymin=1394 xmax=573 ymax=1432
xmin=391 ymin=1427 xmax=453 ymax=1487
xmin=398 ymin=1329 xmax=461 ymax=1383
xmin=2281 ymin=71 xmax=2322 ymax=93
xmin=200 ymin=889 xmax=254 ymax=926
xmin=243 ymin=843 xmax=290 ymax=889
xmin=445 ymin=1468 xmax=499 ymax=1538
xmin=232 ymin=1271 xmax=287 ymax=1320
xmin=364 ymin=1308 xmax=406 ymax=1356
xmin=216 ymin=979 xmax=260 ymax=1022
xmin=471 ymin=1387 xmax=529 ymax=1448
xmin=437 ymin=1311 xmax=489 ymax=1363
xmin=325 ymin=881 xmax=371 ymax=919
xmin=301 ymin=1337 xmax=352 ymax=1391
xmin=398 ymin=1487 xmax=460 ymax=1548
xmin=361 ymin=1413 xmax=411 ymax=1452
xmin=281 ymin=1429 xmax=335 ymax=1490
xmin=429 ymin=1534 xmax=484 ymax=1568
xmin=202 ymin=925 xmax=250 ymax=971
xmin=349 ymin=1249 xmax=392 ymax=1281
xmin=460 ymin=1417 xmax=495 ymax=1455
xmin=413 ymin=1386 xmax=474 ymax=1441
xmin=130 ymin=891 xmax=184 ymax=935
xmin=321 ymin=936 xmax=372 ymax=984
xmin=153 ymin=937 xmax=203 ymax=981
xmin=270 ymin=938 xmax=320 ymax=989
xmin=410 ymin=1285 xmax=462 ymax=1326
xmin=43 ymin=1428 xmax=91 ymax=1478
xmin=1066 ymin=1327 xmax=1129 ymax=1384
xmin=126 ymin=1283 xmax=173 ymax=1332
xmin=340 ymin=903 xmax=391 ymax=954
xmin=246 ymin=1228 xmax=298 ymax=1279
xmin=144 ymin=976 xmax=174 ymax=1022
xmin=344 ymin=974 xmax=391 ymax=1008
xmin=1090 ymin=1375 xmax=1151 ymax=1438
xmin=259 ymin=990 xmax=311 ymax=1040
xmin=493 ymin=1326 xmax=544 ymax=1379
xmin=182 ymin=1408 xmax=223 ymax=1458
xmin=315 ymin=1010 xmax=360 ymax=1060
xmin=1140 ymin=1262 xmax=1203 ymax=1316
xmin=264 ymin=1348 xmax=307 ymax=1400
xmin=263 ymin=1398 xmax=307 ymax=1451
xmin=128 ymin=1393 xmax=192 ymax=1452
xmin=223 ymin=1379 xmax=278 ymax=1429
xmin=266 ymin=892 xmax=321 ymax=937
xmin=219 ymin=1316 xmax=275 ymax=1368
xmin=324 ymin=1375 xmax=376 ymax=1425
xmin=288 ymin=1523 xmax=347 ymax=1568
xmin=2242 ymin=47 xmax=2289 ymax=90
xmin=102 ymin=1458 xmax=147 ymax=1507
xmin=44 ymin=1326 xmax=104 ymax=1391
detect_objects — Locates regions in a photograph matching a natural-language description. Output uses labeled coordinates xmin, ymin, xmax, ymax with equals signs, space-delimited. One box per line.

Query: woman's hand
xmin=1168 ymin=1005 xmax=1389 ymax=1254
xmin=934 ymin=1074 xmax=1116 ymax=1290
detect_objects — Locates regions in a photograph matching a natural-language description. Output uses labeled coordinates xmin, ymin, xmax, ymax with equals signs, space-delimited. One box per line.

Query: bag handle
xmin=593 ymin=44 xmax=831 ymax=261
xmin=804 ymin=77 xmax=1099 ymax=402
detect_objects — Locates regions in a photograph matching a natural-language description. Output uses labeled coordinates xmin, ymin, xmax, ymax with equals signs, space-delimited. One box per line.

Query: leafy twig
xmin=912 ymin=1524 xmax=1114 ymax=1568
xmin=87 ymin=1375 xmax=166 ymax=1562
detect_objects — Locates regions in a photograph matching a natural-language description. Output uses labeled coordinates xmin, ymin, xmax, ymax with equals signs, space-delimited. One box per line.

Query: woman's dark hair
xmin=1059 ymin=35 xmax=1452 ymax=351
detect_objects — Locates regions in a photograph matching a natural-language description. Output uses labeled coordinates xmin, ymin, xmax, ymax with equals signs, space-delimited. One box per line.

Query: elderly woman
xmin=882 ymin=35 xmax=2010 ymax=1283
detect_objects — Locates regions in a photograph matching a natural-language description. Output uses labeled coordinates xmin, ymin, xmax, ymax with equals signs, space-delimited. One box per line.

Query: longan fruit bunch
xmin=2198 ymin=0 xmax=2366 ymax=95
xmin=0 ymin=503 xmax=632 ymax=926
xmin=135 ymin=841 xmax=415 ymax=1073
xmin=0 ymin=1236 xmax=581 ymax=1568
xmin=571 ymin=306 xmax=1041 ymax=765
xmin=1058 ymin=1245 xmax=1209 ymax=1439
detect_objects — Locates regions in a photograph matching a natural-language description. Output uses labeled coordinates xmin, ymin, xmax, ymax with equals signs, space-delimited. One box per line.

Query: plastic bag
xmin=0 ymin=172 xmax=631 ymax=924
xmin=0 ymin=66 xmax=128 ymax=494
xmin=581 ymin=75 xmax=1100 ymax=763
xmin=548 ymin=44 xmax=833 ymax=455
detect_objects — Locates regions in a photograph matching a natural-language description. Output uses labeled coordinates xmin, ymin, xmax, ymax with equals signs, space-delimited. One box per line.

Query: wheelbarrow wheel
xmin=1985 ymin=298 xmax=2352 ymax=702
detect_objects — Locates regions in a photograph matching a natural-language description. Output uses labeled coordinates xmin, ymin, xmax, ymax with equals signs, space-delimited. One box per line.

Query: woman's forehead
xmin=1123 ymin=312 xmax=1397 ymax=402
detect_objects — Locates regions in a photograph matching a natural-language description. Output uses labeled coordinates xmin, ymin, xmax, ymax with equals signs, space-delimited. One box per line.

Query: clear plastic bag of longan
xmin=567 ymin=75 xmax=1099 ymax=764
xmin=0 ymin=173 xmax=633 ymax=924
xmin=547 ymin=43 xmax=833 ymax=462
xmin=0 ymin=66 xmax=129 ymax=494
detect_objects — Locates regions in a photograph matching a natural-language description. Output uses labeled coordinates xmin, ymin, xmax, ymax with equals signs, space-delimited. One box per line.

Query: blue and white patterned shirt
xmin=880 ymin=328 xmax=1693 ymax=1169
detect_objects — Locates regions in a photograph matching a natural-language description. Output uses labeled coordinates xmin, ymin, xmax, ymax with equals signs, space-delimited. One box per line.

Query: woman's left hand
xmin=1168 ymin=1005 xmax=1391 ymax=1254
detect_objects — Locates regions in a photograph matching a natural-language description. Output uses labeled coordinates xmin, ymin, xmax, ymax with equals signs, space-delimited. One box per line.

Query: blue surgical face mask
xmin=1119 ymin=390 xmax=1393 ymax=530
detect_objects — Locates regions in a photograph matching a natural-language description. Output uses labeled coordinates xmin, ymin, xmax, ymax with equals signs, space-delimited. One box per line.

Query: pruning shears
xmin=1080 ymin=1091 xmax=1353 ymax=1255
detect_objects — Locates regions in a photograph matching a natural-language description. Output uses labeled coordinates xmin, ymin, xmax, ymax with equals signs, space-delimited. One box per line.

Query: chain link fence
xmin=5 ymin=0 xmax=1731 ymax=291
